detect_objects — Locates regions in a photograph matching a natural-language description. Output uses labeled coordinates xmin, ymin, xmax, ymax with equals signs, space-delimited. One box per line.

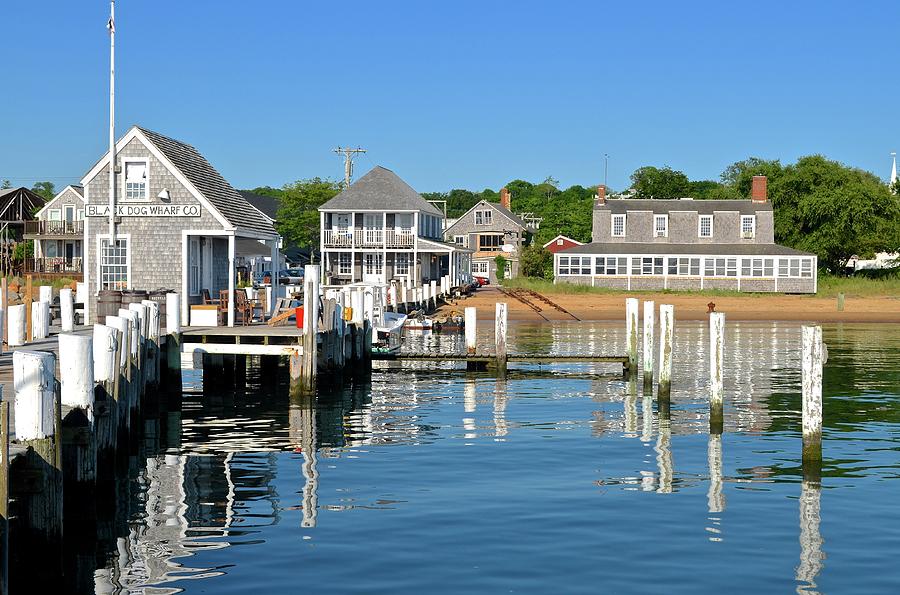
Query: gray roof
xmin=137 ymin=126 xmax=277 ymax=235
xmin=239 ymin=191 xmax=279 ymax=221
xmin=486 ymin=200 xmax=526 ymax=228
xmin=69 ymin=185 xmax=84 ymax=197
xmin=0 ymin=187 xmax=46 ymax=221
xmin=560 ymin=242 xmax=815 ymax=257
xmin=319 ymin=166 xmax=443 ymax=216
xmin=601 ymin=199 xmax=771 ymax=215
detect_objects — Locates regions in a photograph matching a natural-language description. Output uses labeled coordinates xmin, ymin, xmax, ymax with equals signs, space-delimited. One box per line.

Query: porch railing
xmin=323 ymin=228 xmax=414 ymax=248
xmin=386 ymin=230 xmax=415 ymax=248
xmin=25 ymin=257 xmax=84 ymax=274
xmin=24 ymin=220 xmax=85 ymax=236
xmin=323 ymin=229 xmax=354 ymax=247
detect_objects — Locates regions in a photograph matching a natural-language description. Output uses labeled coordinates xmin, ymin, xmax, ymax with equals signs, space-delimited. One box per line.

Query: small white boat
xmin=374 ymin=311 xmax=407 ymax=354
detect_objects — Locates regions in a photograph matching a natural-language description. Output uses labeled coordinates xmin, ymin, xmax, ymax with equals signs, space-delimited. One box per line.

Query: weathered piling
xmin=657 ymin=304 xmax=675 ymax=400
xmin=0 ymin=400 xmax=8 ymax=595
xmin=31 ymin=300 xmax=50 ymax=340
xmin=24 ymin=275 xmax=32 ymax=343
xmin=709 ymin=311 xmax=725 ymax=434
xmin=801 ymin=325 xmax=824 ymax=463
xmin=38 ymin=285 xmax=52 ymax=305
xmin=836 ymin=292 xmax=845 ymax=312
xmin=141 ymin=300 xmax=161 ymax=394
xmin=495 ymin=302 xmax=508 ymax=376
xmin=295 ymin=265 xmax=320 ymax=394
xmin=59 ymin=288 xmax=75 ymax=332
xmin=464 ymin=307 xmax=477 ymax=355
xmin=10 ymin=350 xmax=63 ymax=589
xmin=165 ymin=292 xmax=183 ymax=404
xmin=625 ymin=298 xmax=638 ymax=378
xmin=1 ymin=277 xmax=7 ymax=351
xmin=118 ymin=309 xmax=140 ymax=436
xmin=99 ymin=319 xmax=126 ymax=467
xmin=642 ymin=300 xmax=654 ymax=388
xmin=707 ymin=432 xmax=725 ymax=513
xmin=430 ymin=280 xmax=438 ymax=309
xmin=59 ymin=333 xmax=98 ymax=592
xmin=7 ymin=305 xmax=24 ymax=347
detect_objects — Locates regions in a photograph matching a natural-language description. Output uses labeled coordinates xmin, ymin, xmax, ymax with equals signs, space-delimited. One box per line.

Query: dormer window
xmin=612 ymin=214 xmax=626 ymax=237
xmin=475 ymin=210 xmax=493 ymax=225
xmin=699 ymin=215 xmax=713 ymax=238
xmin=741 ymin=215 xmax=756 ymax=239
xmin=654 ymin=215 xmax=668 ymax=237
xmin=123 ymin=159 xmax=148 ymax=201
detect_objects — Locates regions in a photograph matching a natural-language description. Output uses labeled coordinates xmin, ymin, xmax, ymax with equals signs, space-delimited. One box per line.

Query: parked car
xmin=474 ymin=276 xmax=490 ymax=286
xmin=279 ymin=268 xmax=305 ymax=285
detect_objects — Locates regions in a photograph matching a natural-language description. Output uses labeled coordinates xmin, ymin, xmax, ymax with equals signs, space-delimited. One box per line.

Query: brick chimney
xmin=500 ymin=187 xmax=510 ymax=210
xmin=751 ymin=176 xmax=767 ymax=203
xmin=596 ymin=184 xmax=607 ymax=206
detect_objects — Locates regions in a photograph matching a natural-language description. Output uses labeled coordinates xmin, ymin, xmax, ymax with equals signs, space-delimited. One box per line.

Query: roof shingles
xmin=319 ymin=166 xmax=443 ymax=216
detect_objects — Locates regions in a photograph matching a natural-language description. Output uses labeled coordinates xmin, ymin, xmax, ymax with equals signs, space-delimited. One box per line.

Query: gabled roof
xmin=445 ymin=200 xmax=526 ymax=235
xmin=82 ymin=126 xmax=277 ymax=236
xmin=542 ymin=234 xmax=583 ymax=249
xmin=319 ymin=166 xmax=443 ymax=216
xmin=35 ymin=185 xmax=85 ymax=218
xmin=600 ymin=198 xmax=771 ymax=215
xmin=239 ymin=191 xmax=279 ymax=221
xmin=0 ymin=187 xmax=45 ymax=222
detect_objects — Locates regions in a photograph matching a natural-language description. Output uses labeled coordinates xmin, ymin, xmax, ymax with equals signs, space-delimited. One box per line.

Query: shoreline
xmin=438 ymin=287 xmax=900 ymax=324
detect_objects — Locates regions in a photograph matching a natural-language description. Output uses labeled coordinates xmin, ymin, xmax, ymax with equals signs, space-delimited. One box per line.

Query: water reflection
xmin=86 ymin=321 xmax=897 ymax=593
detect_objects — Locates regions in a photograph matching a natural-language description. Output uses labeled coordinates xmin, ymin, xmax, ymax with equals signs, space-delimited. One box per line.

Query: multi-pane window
xmin=472 ymin=261 xmax=489 ymax=274
xmin=453 ymin=235 xmax=466 ymax=246
xmin=395 ymin=253 xmax=409 ymax=276
xmin=338 ymin=253 xmax=352 ymax=275
xmin=778 ymin=257 xmax=813 ymax=278
xmin=699 ymin=215 xmax=713 ymax=238
xmin=704 ymin=257 xmax=737 ymax=277
xmin=595 ymin=256 xmax=627 ymax=275
xmin=654 ymin=215 xmax=668 ymax=237
xmin=475 ymin=210 xmax=493 ymax=225
xmin=189 ymin=238 xmax=201 ymax=296
xmin=667 ymin=257 xmax=700 ymax=276
xmin=741 ymin=215 xmax=756 ymax=238
xmin=558 ymin=256 xmax=591 ymax=275
xmin=99 ymin=237 xmax=128 ymax=290
xmin=124 ymin=161 xmax=148 ymax=200
xmin=741 ymin=258 xmax=774 ymax=277
xmin=631 ymin=256 xmax=664 ymax=275
xmin=479 ymin=234 xmax=502 ymax=251
xmin=364 ymin=254 xmax=383 ymax=275
xmin=612 ymin=214 xmax=626 ymax=237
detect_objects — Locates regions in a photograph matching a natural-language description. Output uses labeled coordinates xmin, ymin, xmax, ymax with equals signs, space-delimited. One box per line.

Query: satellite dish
xmin=501 ymin=244 xmax=515 ymax=253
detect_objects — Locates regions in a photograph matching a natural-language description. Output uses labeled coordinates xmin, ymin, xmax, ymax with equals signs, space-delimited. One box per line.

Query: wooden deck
xmin=181 ymin=325 xmax=306 ymax=356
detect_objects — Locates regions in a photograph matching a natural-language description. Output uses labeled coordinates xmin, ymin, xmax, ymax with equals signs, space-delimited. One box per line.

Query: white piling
xmin=709 ymin=312 xmax=725 ymax=431
xmin=59 ymin=333 xmax=95 ymax=413
xmin=31 ymin=301 xmax=50 ymax=340
xmin=13 ymin=351 xmax=57 ymax=440
xmin=38 ymin=285 xmax=52 ymax=304
xmin=92 ymin=325 xmax=118 ymax=384
xmin=166 ymin=292 xmax=181 ymax=335
xmin=495 ymin=302 xmax=508 ymax=375
xmin=642 ymin=300 xmax=654 ymax=386
xmin=60 ymin=288 xmax=75 ymax=332
xmin=118 ymin=309 xmax=140 ymax=359
xmin=464 ymin=306 xmax=477 ymax=354
xmin=658 ymin=304 xmax=675 ymax=398
xmin=801 ymin=325 xmax=824 ymax=462
xmin=8 ymin=304 xmax=25 ymax=347
xmin=625 ymin=298 xmax=639 ymax=377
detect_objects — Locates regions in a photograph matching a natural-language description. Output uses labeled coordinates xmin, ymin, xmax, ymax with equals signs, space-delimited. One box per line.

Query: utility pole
xmin=333 ymin=146 xmax=366 ymax=187
xmin=108 ymin=0 xmax=117 ymax=241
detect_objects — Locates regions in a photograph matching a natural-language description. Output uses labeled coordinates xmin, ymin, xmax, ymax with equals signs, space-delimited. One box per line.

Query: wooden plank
xmin=182 ymin=342 xmax=302 ymax=356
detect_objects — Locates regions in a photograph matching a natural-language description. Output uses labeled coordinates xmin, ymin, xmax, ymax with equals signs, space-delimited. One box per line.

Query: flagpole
xmin=108 ymin=0 xmax=116 ymax=241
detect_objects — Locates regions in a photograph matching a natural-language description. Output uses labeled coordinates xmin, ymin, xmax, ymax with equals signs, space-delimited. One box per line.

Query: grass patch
xmin=500 ymin=277 xmax=748 ymax=297
xmin=816 ymin=273 xmax=900 ymax=298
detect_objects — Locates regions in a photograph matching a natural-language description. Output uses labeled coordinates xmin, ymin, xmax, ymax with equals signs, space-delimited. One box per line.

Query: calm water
xmin=93 ymin=321 xmax=900 ymax=594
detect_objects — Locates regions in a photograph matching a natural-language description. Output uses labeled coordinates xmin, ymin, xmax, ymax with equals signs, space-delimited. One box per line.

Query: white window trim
xmin=475 ymin=210 xmax=493 ymax=226
xmin=189 ymin=237 xmax=201 ymax=296
xmin=741 ymin=215 xmax=756 ymax=238
xmin=395 ymin=252 xmax=410 ymax=276
xmin=95 ymin=233 xmax=132 ymax=292
xmin=121 ymin=157 xmax=150 ymax=202
xmin=472 ymin=261 xmax=489 ymax=275
xmin=48 ymin=209 xmax=62 ymax=221
xmin=338 ymin=253 xmax=352 ymax=275
xmin=654 ymin=215 xmax=668 ymax=237
xmin=698 ymin=215 xmax=713 ymax=238
xmin=612 ymin=214 xmax=626 ymax=237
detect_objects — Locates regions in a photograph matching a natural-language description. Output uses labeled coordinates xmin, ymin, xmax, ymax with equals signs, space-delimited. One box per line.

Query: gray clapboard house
xmin=319 ymin=166 xmax=471 ymax=286
xmin=444 ymin=188 xmax=536 ymax=283
xmin=80 ymin=125 xmax=281 ymax=325
xmin=554 ymin=177 xmax=817 ymax=293
xmin=24 ymin=185 xmax=86 ymax=277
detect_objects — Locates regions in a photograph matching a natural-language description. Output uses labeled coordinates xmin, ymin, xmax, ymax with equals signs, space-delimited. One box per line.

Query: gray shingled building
xmin=554 ymin=177 xmax=817 ymax=293
xmin=81 ymin=125 xmax=281 ymax=325
xmin=318 ymin=166 xmax=471 ymax=286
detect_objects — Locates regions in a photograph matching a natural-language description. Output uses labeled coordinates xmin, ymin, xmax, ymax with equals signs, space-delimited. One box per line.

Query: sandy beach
xmin=439 ymin=287 xmax=900 ymax=323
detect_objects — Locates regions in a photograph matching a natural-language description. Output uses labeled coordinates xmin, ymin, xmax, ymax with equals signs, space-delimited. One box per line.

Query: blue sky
xmin=1 ymin=1 xmax=898 ymax=193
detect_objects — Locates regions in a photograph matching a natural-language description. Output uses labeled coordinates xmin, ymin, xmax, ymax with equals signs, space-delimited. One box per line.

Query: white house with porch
xmin=80 ymin=125 xmax=281 ymax=326
xmin=318 ymin=166 xmax=471 ymax=287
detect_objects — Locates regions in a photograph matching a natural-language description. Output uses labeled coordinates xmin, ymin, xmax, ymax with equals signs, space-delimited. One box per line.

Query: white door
xmin=363 ymin=253 xmax=384 ymax=283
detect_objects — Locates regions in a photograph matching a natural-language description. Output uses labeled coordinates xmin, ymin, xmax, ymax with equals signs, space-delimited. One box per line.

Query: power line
xmin=333 ymin=146 xmax=366 ymax=187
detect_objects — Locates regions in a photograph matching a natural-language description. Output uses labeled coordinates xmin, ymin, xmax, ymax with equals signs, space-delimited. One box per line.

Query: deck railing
xmin=24 ymin=220 xmax=85 ymax=236
xmin=323 ymin=228 xmax=415 ymax=249
xmin=25 ymin=257 xmax=84 ymax=274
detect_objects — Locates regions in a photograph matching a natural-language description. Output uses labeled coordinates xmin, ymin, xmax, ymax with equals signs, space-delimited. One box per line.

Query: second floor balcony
xmin=323 ymin=228 xmax=416 ymax=249
xmin=25 ymin=256 xmax=83 ymax=275
xmin=24 ymin=220 xmax=84 ymax=237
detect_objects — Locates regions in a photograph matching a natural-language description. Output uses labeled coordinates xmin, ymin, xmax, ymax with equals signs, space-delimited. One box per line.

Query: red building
xmin=542 ymin=235 xmax=583 ymax=254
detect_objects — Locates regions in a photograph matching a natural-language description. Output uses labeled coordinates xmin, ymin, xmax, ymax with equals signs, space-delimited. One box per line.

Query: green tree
xmin=494 ymin=255 xmax=507 ymax=281
xmin=891 ymin=178 xmax=900 ymax=196
xmin=30 ymin=181 xmax=56 ymax=200
xmin=275 ymin=178 xmax=341 ymax=256
xmin=519 ymin=243 xmax=554 ymax=279
xmin=720 ymin=157 xmax=783 ymax=197
xmin=630 ymin=166 xmax=690 ymax=198
xmin=688 ymin=180 xmax=740 ymax=199
xmin=769 ymin=155 xmax=900 ymax=272
xmin=1 ymin=179 xmax=10 ymax=189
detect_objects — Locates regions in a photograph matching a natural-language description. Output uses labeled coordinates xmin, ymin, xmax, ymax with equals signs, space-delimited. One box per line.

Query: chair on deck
xmin=218 ymin=290 xmax=256 ymax=325
xmin=202 ymin=289 xmax=220 ymax=305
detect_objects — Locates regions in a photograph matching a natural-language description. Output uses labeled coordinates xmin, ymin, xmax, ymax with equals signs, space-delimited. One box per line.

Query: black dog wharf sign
xmin=86 ymin=204 xmax=202 ymax=217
